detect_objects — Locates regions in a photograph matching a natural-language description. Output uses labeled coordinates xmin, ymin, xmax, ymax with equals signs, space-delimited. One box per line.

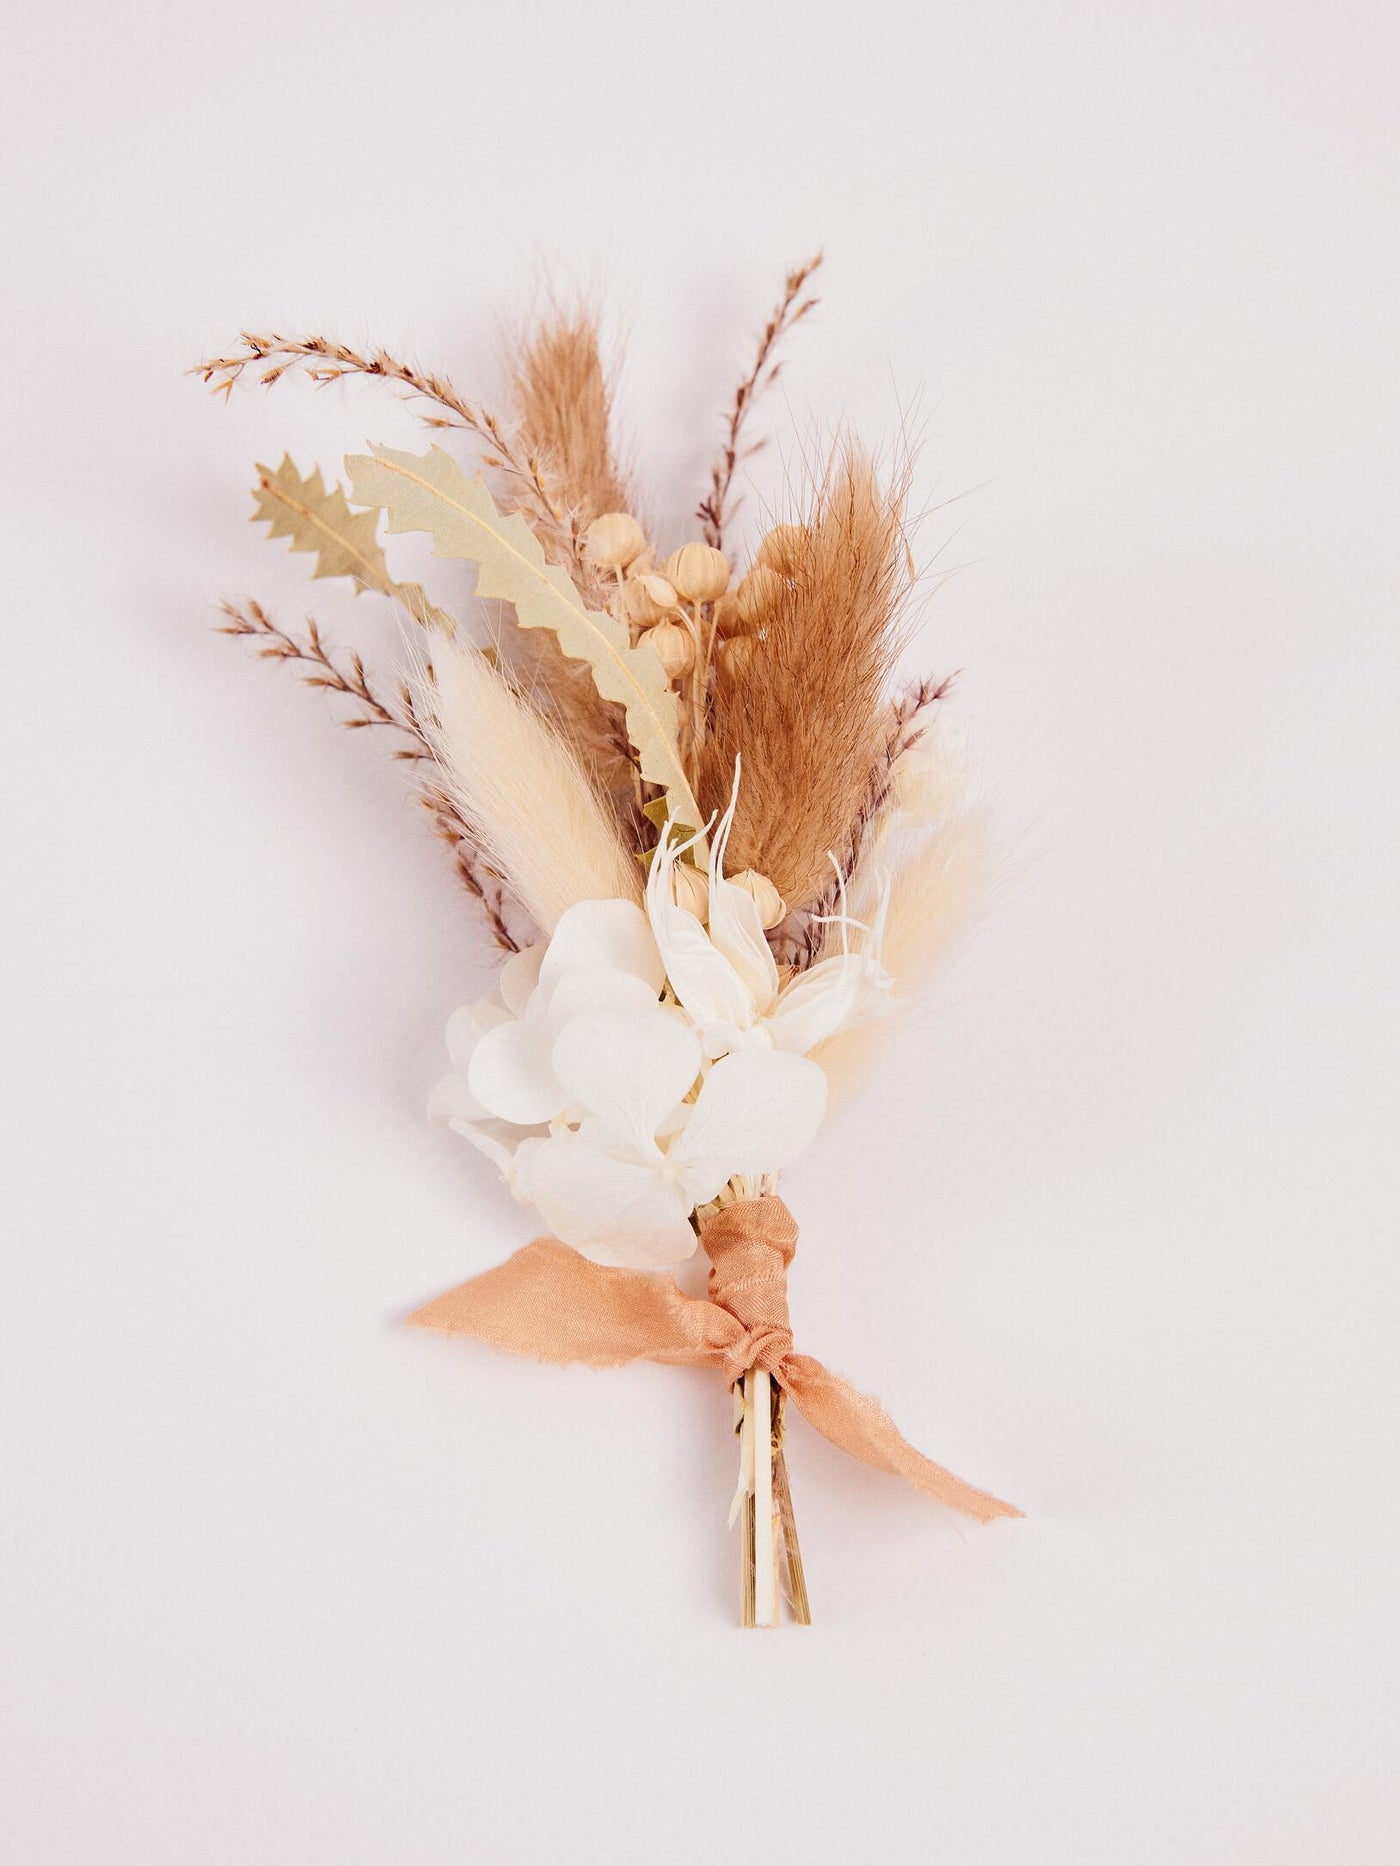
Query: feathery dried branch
xmin=216 ymin=600 xmax=521 ymax=949
xmin=772 ymin=677 xmax=953 ymax=969
xmin=822 ymin=675 xmax=954 ymax=910
xmin=216 ymin=598 xmax=431 ymax=756
xmin=196 ymin=332 xmax=569 ymax=547
xmin=426 ymin=633 xmax=644 ymax=932
xmin=697 ymin=444 xmax=911 ymax=908
xmin=697 ymin=252 xmax=822 ymax=551
xmin=420 ymin=783 xmax=520 ymax=954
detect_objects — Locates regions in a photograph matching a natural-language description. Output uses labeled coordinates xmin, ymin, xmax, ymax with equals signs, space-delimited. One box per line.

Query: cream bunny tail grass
xmin=426 ymin=635 xmax=642 ymax=931
xmin=811 ymin=813 xmax=988 ymax=1112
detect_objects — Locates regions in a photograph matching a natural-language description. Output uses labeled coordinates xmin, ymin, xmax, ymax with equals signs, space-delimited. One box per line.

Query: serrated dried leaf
xmin=345 ymin=444 xmax=702 ymax=837
xmin=253 ymin=455 xmax=455 ymax=633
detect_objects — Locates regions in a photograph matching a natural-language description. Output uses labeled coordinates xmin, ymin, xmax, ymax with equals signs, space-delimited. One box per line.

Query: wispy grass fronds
xmin=697 ymin=443 xmax=911 ymax=909
xmin=512 ymin=311 xmax=632 ymax=526
xmin=809 ymin=812 xmax=987 ymax=1110
xmin=496 ymin=311 xmax=646 ymax=793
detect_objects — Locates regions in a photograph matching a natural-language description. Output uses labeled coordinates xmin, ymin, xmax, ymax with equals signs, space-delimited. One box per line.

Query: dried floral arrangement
xmin=198 ymin=255 xmax=1018 ymax=1626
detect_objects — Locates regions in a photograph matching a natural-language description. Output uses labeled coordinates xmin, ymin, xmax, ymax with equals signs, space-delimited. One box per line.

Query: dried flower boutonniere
xmin=198 ymin=254 xmax=1019 ymax=1626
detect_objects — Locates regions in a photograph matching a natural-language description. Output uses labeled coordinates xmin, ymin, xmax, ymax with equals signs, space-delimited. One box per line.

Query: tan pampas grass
xmin=426 ymin=634 xmax=642 ymax=932
xmin=512 ymin=312 xmax=632 ymax=525
xmin=810 ymin=812 xmax=987 ymax=1111
xmin=697 ymin=444 xmax=911 ymax=909
xmin=499 ymin=312 xmax=641 ymax=799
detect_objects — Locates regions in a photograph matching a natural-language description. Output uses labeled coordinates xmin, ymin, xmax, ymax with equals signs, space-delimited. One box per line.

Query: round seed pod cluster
xmin=584 ymin=513 xmax=738 ymax=688
xmin=583 ymin=512 xmax=809 ymax=691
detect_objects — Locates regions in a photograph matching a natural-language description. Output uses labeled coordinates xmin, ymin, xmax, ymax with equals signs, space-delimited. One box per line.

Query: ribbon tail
xmin=407 ymin=1238 xmax=738 ymax=1372
xmin=781 ymin=1353 xmax=1022 ymax=1524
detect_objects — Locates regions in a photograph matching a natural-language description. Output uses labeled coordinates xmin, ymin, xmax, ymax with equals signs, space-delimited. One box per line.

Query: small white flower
xmin=644 ymin=772 xmax=895 ymax=1059
xmin=428 ymin=899 xmax=663 ymax=1163
xmin=513 ymin=1031 xmax=826 ymax=1267
xmin=429 ymin=768 xmax=893 ymax=1269
xmin=465 ymin=902 xmax=665 ymax=1124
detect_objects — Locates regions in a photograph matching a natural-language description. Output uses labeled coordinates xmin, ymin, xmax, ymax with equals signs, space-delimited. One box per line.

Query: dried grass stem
xmin=216 ymin=599 xmax=521 ymax=950
xmin=698 ymin=253 xmax=822 ymax=550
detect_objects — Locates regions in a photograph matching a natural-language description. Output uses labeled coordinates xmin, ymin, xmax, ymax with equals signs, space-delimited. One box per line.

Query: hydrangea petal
xmin=671 ymin=1047 xmax=828 ymax=1203
xmin=706 ymin=877 xmax=779 ymax=1011
xmin=539 ymin=899 xmax=664 ymax=994
xmin=467 ymin=1021 xmax=568 ymax=1125
xmin=445 ymin=999 xmax=510 ymax=1076
xmin=452 ymin=1116 xmax=528 ymax=1176
xmin=765 ymin=955 xmax=871 ymax=1054
xmin=551 ymin=1009 xmax=701 ymax=1155
xmin=499 ymin=943 xmax=546 ymax=1018
xmin=646 ymin=831 xmax=756 ymax=1033
xmin=768 ymin=884 xmax=896 ymax=1051
xmin=522 ymin=1134 xmax=698 ymax=1267
xmin=705 ymin=771 xmax=780 ymax=1008
xmin=543 ymin=963 xmax=661 ymax=1029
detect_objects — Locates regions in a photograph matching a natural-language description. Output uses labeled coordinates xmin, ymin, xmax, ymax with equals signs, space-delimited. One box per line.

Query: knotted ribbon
xmin=408 ymin=1194 xmax=1019 ymax=1523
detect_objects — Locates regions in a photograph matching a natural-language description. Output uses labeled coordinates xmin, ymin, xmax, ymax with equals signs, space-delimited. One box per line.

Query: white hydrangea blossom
xmin=430 ymin=795 xmax=894 ymax=1268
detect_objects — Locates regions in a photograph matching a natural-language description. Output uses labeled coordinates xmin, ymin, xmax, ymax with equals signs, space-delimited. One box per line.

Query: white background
xmin=3 ymin=3 xmax=1397 ymax=1861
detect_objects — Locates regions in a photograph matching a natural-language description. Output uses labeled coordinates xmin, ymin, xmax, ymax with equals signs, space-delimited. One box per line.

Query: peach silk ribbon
xmin=408 ymin=1194 xmax=1020 ymax=1523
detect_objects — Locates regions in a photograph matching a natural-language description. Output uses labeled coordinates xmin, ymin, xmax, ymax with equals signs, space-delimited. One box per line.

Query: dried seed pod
xmin=735 ymin=565 xmax=784 ymax=630
xmin=729 ymin=868 xmax=787 ymax=930
xmin=755 ymin=524 xmax=807 ymax=576
xmin=664 ymin=541 xmax=731 ymax=603
xmin=583 ymin=511 xmax=647 ymax=569
xmin=669 ymin=862 xmax=710 ymax=919
xmin=621 ymin=575 xmax=675 ymax=625
xmin=648 ymin=617 xmax=695 ymax=680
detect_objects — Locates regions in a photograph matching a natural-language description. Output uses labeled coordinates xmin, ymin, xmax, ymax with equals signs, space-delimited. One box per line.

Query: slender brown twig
xmin=216 ymin=599 xmax=521 ymax=951
xmin=697 ymin=253 xmax=823 ymax=551
xmin=420 ymin=784 xmax=520 ymax=953
xmin=773 ymin=673 xmax=954 ymax=972
xmin=196 ymin=333 xmax=572 ymax=549
xmin=200 ymin=331 xmax=480 ymax=434
xmin=217 ymin=598 xmax=431 ymax=756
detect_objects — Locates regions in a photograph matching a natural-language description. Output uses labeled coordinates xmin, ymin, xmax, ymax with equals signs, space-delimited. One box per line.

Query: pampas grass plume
xmin=812 ymin=813 xmax=987 ymax=1111
xmin=698 ymin=443 xmax=911 ymax=909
